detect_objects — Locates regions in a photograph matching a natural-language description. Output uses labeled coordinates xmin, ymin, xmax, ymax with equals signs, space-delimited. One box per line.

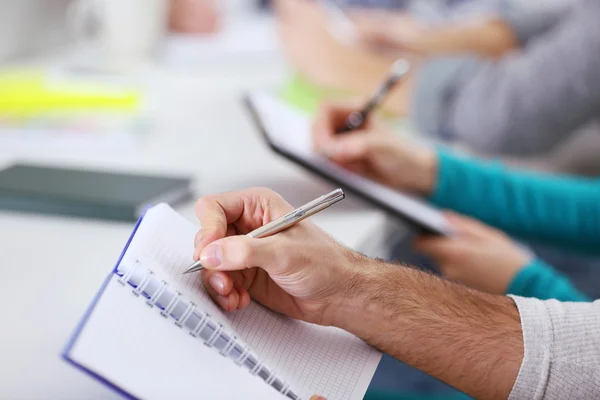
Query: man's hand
xmin=416 ymin=213 xmax=533 ymax=294
xmin=193 ymin=189 xmax=523 ymax=399
xmin=193 ymin=187 xmax=364 ymax=326
xmin=311 ymin=102 xmax=437 ymax=194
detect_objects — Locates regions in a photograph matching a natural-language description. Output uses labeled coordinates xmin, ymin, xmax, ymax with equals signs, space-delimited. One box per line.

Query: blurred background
xmin=1 ymin=1 xmax=598 ymax=399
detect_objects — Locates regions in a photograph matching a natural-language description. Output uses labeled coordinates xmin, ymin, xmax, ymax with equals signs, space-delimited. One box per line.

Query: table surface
xmin=0 ymin=53 xmax=388 ymax=399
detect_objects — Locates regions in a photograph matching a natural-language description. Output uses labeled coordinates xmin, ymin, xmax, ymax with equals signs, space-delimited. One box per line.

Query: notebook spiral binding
xmin=116 ymin=258 xmax=300 ymax=400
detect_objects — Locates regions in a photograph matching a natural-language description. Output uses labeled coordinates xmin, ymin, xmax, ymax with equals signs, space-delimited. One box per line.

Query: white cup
xmin=68 ymin=0 xmax=169 ymax=69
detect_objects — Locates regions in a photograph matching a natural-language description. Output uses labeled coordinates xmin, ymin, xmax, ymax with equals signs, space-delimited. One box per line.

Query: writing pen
xmin=183 ymin=188 xmax=346 ymax=274
xmin=336 ymin=59 xmax=410 ymax=133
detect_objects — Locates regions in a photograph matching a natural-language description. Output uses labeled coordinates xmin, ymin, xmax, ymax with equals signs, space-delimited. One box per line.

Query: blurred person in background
xmin=351 ymin=0 xmax=600 ymax=177
xmin=276 ymin=0 xmax=600 ymax=177
xmin=312 ymin=102 xmax=598 ymax=302
xmin=312 ymin=101 xmax=599 ymax=398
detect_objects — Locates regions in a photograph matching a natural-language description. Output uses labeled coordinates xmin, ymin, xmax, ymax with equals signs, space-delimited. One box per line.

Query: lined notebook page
xmin=123 ymin=204 xmax=381 ymax=400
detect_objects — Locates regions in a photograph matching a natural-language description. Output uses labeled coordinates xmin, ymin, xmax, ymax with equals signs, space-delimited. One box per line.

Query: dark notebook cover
xmin=0 ymin=164 xmax=192 ymax=221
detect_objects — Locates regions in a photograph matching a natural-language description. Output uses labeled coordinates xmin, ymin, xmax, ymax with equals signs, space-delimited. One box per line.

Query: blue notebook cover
xmin=61 ymin=207 xmax=148 ymax=400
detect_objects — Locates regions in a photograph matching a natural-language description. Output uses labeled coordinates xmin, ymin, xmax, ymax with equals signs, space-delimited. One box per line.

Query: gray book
xmin=0 ymin=164 xmax=193 ymax=221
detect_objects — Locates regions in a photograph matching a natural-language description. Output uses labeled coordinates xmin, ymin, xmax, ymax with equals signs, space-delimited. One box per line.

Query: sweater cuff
xmin=497 ymin=5 xmax=563 ymax=46
xmin=506 ymin=295 xmax=552 ymax=400
xmin=428 ymin=149 xmax=456 ymax=206
xmin=411 ymin=56 xmax=482 ymax=138
xmin=506 ymin=259 xmax=544 ymax=297
xmin=428 ymin=149 xmax=482 ymax=206
xmin=497 ymin=8 xmax=535 ymax=45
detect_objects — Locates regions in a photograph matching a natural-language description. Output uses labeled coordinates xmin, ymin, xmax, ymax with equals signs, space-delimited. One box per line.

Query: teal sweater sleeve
xmin=507 ymin=258 xmax=589 ymax=301
xmin=430 ymin=150 xmax=600 ymax=254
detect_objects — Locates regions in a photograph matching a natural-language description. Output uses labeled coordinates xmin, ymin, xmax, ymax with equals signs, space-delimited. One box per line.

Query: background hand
xmin=350 ymin=11 xmax=517 ymax=59
xmin=415 ymin=213 xmax=533 ymax=294
xmin=311 ymin=102 xmax=437 ymax=194
xmin=349 ymin=11 xmax=429 ymax=55
xmin=274 ymin=0 xmax=395 ymax=91
xmin=193 ymin=187 xmax=363 ymax=326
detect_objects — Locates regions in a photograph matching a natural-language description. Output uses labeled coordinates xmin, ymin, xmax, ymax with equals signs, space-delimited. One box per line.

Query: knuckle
xmin=253 ymin=186 xmax=278 ymax=198
xmin=194 ymin=196 xmax=214 ymax=215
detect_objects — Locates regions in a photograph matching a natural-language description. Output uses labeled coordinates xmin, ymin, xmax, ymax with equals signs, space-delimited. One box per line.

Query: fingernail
xmin=201 ymin=244 xmax=223 ymax=268
xmin=208 ymin=274 xmax=225 ymax=292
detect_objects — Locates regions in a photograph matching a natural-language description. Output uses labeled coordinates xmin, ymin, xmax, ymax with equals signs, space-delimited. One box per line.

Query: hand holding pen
xmin=310 ymin=59 xmax=437 ymax=195
xmin=336 ymin=59 xmax=410 ymax=133
xmin=192 ymin=187 xmax=355 ymax=320
xmin=186 ymin=188 xmax=345 ymax=273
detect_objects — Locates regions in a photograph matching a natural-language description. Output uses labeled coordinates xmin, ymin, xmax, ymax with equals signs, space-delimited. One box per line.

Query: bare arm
xmin=331 ymin=259 xmax=523 ymax=399
xmin=195 ymin=188 xmax=600 ymax=399
xmin=414 ymin=18 xmax=518 ymax=59
xmin=414 ymin=2 xmax=572 ymax=58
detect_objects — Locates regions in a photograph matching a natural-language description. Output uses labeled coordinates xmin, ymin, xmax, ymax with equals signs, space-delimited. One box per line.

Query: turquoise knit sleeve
xmin=430 ymin=150 xmax=600 ymax=254
xmin=507 ymin=258 xmax=589 ymax=301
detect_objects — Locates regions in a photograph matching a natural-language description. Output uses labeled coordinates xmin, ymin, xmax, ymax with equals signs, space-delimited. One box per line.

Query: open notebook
xmin=63 ymin=203 xmax=381 ymax=400
xmin=245 ymin=92 xmax=451 ymax=236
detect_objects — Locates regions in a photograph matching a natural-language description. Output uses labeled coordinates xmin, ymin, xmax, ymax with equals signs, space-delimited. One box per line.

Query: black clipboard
xmin=243 ymin=93 xmax=450 ymax=236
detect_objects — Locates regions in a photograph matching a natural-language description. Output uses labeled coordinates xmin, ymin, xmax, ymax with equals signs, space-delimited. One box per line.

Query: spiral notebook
xmin=62 ymin=203 xmax=381 ymax=400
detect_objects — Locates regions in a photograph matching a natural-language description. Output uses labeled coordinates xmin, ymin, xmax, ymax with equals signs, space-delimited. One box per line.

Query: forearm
xmin=430 ymin=150 xmax=600 ymax=254
xmin=333 ymin=259 xmax=523 ymax=399
xmin=416 ymin=19 xmax=517 ymax=58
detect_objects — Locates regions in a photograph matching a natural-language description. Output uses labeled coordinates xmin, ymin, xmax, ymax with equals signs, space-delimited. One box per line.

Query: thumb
xmin=200 ymin=235 xmax=275 ymax=272
xmin=193 ymin=225 xmax=236 ymax=261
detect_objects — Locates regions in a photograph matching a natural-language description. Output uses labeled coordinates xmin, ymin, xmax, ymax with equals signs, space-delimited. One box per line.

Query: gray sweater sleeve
xmin=412 ymin=0 xmax=600 ymax=155
xmin=508 ymin=295 xmax=600 ymax=399
xmin=501 ymin=2 xmax=570 ymax=45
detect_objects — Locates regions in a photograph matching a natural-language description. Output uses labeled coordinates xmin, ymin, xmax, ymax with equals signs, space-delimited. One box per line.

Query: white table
xmin=0 ymin=54 xmax=391 ymax=399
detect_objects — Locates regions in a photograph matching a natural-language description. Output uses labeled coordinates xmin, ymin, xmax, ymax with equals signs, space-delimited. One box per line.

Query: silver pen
xmin=183 ymin=188 xmax=346 ymax=274
xmin=336 ymin=59 xmax=410 ymax=133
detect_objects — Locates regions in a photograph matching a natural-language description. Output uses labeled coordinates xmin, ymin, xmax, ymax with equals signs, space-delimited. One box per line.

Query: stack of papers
xmin=0 ymin=70 xmax=147 ymax=151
